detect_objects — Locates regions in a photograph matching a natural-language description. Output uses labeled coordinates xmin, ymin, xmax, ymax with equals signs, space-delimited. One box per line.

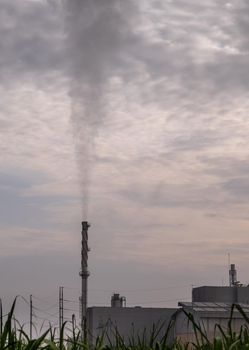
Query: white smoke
xmin=63 ymin=0 xmax=137 ymax=218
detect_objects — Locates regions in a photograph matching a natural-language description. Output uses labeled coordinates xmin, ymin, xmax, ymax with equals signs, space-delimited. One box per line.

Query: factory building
xmin=175 ymin=264 xmax=249 ymax=342
xmin=175 ymin=302 xmax=249 ymax=343
xmin=87 ymin=300 xmax=177 ymax=345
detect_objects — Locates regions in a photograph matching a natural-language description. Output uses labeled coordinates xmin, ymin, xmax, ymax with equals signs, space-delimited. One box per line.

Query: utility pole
xmin=29 ymin=295 xmax=33 ymax=340
xmin=59 ymin=287 xmax=64 ymax=332
xmin=0 ymin=298 xmax=2 ymax=336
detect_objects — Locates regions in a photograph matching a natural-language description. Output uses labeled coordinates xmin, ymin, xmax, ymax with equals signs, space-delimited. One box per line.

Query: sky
xmin=1 ymin=0 xmax=249 ymax=328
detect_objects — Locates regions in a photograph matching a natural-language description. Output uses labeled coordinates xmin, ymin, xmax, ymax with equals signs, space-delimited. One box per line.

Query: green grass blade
xmin=0 ymin=298 xmax=17 ymax=350
xmin=25 ymin=329 xmax=50 ymax=350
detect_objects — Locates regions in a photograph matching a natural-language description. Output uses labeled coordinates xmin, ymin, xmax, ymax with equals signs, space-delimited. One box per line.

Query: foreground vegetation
xmin=1 ymin=300 xmax=249 ymax=349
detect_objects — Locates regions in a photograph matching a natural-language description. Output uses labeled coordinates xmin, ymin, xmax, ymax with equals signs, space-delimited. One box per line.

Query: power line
xmin=19 ymin=295 xmax=30 ymax=305
xmin=33 ymin=306 xmax=55 ymax=313
xmin=32 ymin=292 xmax=58 ymax=303
xmin=32 ymin=303 xmax=58 ymax=312
xmin=33 ymin=307 xmax=59 ymax=318
xmin=33 ymin=315 xmax=58 ymax=322
xmin=64 ymin=308 xmax=79 ymax=312
xmin=64 ymin=299 xmax=79 ymax=304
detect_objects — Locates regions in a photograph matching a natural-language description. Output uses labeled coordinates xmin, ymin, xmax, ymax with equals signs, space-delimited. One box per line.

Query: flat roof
xmin=178 ymin=301 xmax=249 ymax=313
xmin=88 ymin=306 xmax=177 ymax=310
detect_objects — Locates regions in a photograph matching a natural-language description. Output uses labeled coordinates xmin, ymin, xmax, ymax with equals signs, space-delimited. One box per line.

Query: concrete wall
xmin=238 ymin=287 xmax=249 ymax=304
xmin=87 ymin=307 xmax=177 ymax=345
xmin=192 ymin=286 xmax=249 ymax=303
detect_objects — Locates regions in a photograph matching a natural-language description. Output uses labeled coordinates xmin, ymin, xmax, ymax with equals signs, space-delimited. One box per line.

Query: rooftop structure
xmin=192 ymin=285 xmax=249 ymax=304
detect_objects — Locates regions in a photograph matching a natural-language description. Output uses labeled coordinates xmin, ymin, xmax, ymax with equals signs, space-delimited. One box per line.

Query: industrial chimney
xmin=229 ymin=264 xmax=238 ymax=286
xmin=79 ymin=221 xmax=90 ymax=338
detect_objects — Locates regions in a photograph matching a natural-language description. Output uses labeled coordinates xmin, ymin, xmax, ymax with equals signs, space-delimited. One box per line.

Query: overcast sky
xmin=1 ymin=0 xmax=249 ymax=327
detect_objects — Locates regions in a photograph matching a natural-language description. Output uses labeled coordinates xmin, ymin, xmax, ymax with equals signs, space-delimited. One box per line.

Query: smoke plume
xmin=63 ymin=0 xmax=137 ymax=218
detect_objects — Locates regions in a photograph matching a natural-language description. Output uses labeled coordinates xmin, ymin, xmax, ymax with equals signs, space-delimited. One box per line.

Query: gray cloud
xmin=1 ymin=0 xmax=249 ymax=318
xmin=222 ymin=177 xmax=249 ymax=198
xmin=0 ymin=168 xmax=77 ymax=230
xmin=200 ymin=156 xmax=249 ymax=178
xmin=117 ymin=181 xmax=219 ymax=210
xmin=0 ymin=0 xmax=65 ymax=88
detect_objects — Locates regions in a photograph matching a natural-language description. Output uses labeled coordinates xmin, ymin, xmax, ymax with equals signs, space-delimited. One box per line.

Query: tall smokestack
xmin=79 ymin=221 xmax=90 ymax=338
xmin=229 ymin=263 xmax=237 ymax=286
